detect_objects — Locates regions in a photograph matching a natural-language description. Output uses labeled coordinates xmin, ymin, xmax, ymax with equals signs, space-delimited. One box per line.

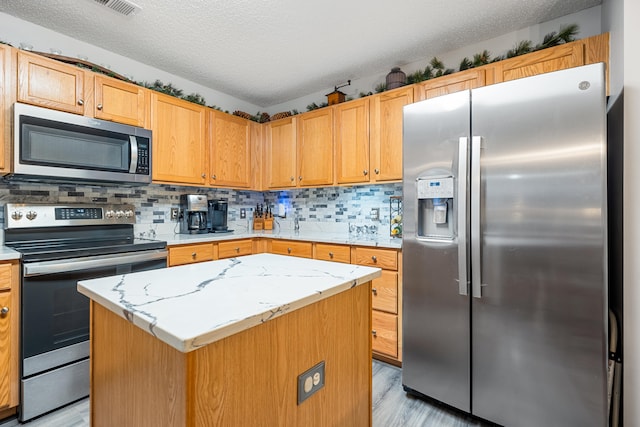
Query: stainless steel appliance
xmin=4 ymin=203 xmax=167 ymax=421
xmin=11 ymin=103 xmax=152 ymax=185
xmin=179 ymin=194 xmax=209 ymax=234
xmin=402 ymin=64 xmax=608 ymax=427
xmin=208 ymin=199 xmax=229 ymax=232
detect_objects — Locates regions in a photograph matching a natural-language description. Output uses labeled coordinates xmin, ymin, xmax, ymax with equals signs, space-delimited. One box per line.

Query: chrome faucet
xmin=294 ymin=215 xmax=300 ymax=231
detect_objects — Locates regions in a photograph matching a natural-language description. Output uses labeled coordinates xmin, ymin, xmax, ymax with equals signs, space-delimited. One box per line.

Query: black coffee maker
xmin=208 ymin=199 xmax=229 ymax=232
xmin=179 ymin=194 xmax=209 ymax=234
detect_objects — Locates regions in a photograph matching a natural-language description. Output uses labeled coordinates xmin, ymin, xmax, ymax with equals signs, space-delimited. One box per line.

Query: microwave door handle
xmin=129 ymin=135 xmax=139 ymax=173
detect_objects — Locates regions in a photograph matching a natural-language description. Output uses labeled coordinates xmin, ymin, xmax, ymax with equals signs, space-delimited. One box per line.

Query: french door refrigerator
xmin=402 ymin=63 xmax=608 ymax=427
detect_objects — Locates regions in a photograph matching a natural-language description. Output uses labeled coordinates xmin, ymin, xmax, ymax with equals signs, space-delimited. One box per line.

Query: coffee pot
xmin=179 ymin=194 xmax=209 ymax=234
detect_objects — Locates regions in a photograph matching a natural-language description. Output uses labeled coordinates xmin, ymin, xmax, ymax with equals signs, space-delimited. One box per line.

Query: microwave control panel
xmin=136 ymin=139 xmax=150 ymax=174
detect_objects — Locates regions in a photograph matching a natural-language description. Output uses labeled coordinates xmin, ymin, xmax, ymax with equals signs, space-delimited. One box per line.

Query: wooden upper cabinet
xmin=151 ymin=92 xmax=207 ymax=185
xmin=209 ymin=111 xmax=251 ymax=188
xmin=335 ymin=98 xmax=370 ymax=184
xmin=265 ymin=117 xmax=297 ymax=189
xmin=414 ymin=69 xmax=486 ymax=101
xmin=370 ymin=87 xmax=413 ymax=182
xmin=297 ymin=108 xmax=334 ymax=187
xmin=492 ymin=42 xmax=584 ymax=84
xmin=94 ymin=75 xmax=149 ymax=127
xmin=0 ymin=44 xmax=12 ymax=174
xmin=17 ymin=51 xmax=85 ymax=114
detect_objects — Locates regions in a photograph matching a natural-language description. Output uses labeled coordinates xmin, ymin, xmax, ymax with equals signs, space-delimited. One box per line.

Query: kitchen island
xmin=78 ymin=253 xmax=380 ymax=427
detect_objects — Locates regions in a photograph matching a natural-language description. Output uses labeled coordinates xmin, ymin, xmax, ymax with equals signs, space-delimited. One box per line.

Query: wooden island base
xmin=90 ymin=282 xmax=372 ymax=427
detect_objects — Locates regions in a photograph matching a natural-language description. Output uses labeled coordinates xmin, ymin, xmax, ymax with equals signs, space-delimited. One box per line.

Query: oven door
xmin=19 ymin=249 xmax=167 ymax=421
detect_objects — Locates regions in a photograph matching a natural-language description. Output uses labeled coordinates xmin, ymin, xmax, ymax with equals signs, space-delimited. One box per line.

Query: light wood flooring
xmin=6 ymin=361 xmax=489 ymax=426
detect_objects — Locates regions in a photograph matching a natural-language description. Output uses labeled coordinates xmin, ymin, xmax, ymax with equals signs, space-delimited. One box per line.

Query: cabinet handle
xmin=96 ymin=103 xmax=103 ymax=110
xmin=328 ymin=252 xmax=334 ymax=259
xmin=372 ymin=330 xmax=377 ymax=337
xmin=191 ymin=252 xmax=197 ymax=259
xmin=0 ymin=307 xmax=9 ymax=316
xmin=371 ymin=255 xmax=377 ymax=263
xmin=287 ymin=247 xmax=292 ymax=254
xmin=290 ymin=176 xmax=295 ymax=181
xmin=372 ymin=287 xmax=377 ymax=295
xmin=235 ymin=247 xmax=240 ymax=253
xmin=201 ymin=173 xmax=206 ymax=178
xmin=77 ymin=99 xmax=84 ymax=106
xmin=374 ymin=168 xmax=380 ymax=174
xmin=212 ymin=174 xmax=217 ymax=180
xmin=363 ymin=169 xmax=368 ymax=176
xmin=298 ymin=176 xmax=303 ymax=181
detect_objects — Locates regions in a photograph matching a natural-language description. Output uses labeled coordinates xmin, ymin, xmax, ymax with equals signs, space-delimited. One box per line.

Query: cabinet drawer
xmin=353 ymin=247 xmax=398 ymax=270
xmin=168 ymin=243 xmax=214 ymax=266
xmin=314 ymin=243 xmax=350 ymax=263
xmin=0 ymin=264 xmax=11 ymax=291
xmin=371 ymin=271 xmax=398 ymax=314
xmin=372 ymin=311 xmax=398 ymax=358
xmin=218 ymin=239 xmax=253 ymax=259
xmin=270 ymin=240 xmax=312 ymax=258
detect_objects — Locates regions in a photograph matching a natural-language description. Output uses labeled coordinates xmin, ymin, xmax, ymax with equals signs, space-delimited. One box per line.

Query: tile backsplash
xmin=0 ymin=181 xmax=402 ymax=239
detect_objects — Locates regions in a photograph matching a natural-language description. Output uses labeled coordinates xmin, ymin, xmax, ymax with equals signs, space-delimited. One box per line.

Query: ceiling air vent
xmin=92 ymin=0 xmax=141 ymax=16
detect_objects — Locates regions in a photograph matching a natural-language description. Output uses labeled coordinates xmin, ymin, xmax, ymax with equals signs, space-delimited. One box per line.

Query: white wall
xmin=268 ymin=6 xmax=602 ymax=114
xmin=0 ymin=12 xmax=262 ymax=114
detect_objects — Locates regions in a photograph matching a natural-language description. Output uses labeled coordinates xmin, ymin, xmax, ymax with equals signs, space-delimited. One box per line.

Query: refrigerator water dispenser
xmin=417 ymin=176 xmax=455 ymax=239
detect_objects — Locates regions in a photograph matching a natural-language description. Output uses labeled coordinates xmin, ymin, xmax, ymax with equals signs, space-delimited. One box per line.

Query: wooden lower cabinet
xmin=218 ymin=239 xmax=253 ymax=259
xmin=0 ymin=261 xmax=19 ymax=414
xmin=268 ymin=239 xmax=313 ymax=258
xmin=168 ymin=242 xmax=215 ymax=266
xmin=352 ymin=246 xmax=402 ymax=364
xmin=313 ymin=243 xmax=351 ymax=264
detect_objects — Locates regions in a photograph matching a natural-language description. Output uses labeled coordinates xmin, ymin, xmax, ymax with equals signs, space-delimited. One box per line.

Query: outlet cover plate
xmin=297 ymin=361 xmax=325 ymax=405
xmin=170 ymin=208 xmax=179 ymax=220
xmin=240 ymin=208 xmax=246 ymax=219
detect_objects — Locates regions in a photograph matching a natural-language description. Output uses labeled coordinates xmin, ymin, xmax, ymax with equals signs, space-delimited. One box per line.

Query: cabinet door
xmin=17 ymin=51 xmax=85 ymax=114
xmin=0 ymin=44 xmax=11 ymax=173
xmin=151 ymin=93 xmax=207 ymax=185
xmin=297 ymin=108 xmax=334 ymax=186
xmin=168 ymin=243 xmax=215 ymax=266
xmin=265 ymin=117 xmax=297 ymax=189
xmin=94 ymin=75 xmax=148 ymax=127
xmin=209 ymin=111 xmax=251 ymax=188
xmin=335 ymin=98 xmax=370 ymax=184
xmin=492 ymin=42 xmax=584 ymax=83
xmin=414 ymin=69 xmax=486 ymax=101
xmin=370 ymin=87 xmax=413 ymax=182
xmin=0 ymin=291 xmax=10 ymax=409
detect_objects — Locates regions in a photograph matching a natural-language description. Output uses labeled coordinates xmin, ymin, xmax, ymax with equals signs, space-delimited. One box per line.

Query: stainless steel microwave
xmin=12 ymin=102 xmax=152 ymax=185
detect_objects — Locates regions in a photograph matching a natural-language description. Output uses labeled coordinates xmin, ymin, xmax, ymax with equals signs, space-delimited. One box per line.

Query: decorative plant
xmin=182 ymin=93 xmax=206 ymax=106
xmin=506 ymin=40 xmax=533 ymax=58
xmin=374 ymin=83 xmax=386 ymax=93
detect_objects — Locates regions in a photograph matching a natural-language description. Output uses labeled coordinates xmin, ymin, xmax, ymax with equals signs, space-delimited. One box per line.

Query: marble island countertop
xmin=78 ymin=253 xmax=381 ymax=353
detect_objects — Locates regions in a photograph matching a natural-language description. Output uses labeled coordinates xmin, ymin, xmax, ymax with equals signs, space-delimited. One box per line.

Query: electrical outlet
xmin=370 ymin=208 xmax=380 ymax=221
xmin=170 ymin=208 xmax=179 ymax=221
xmin=297 ymin=361 xmax=325 ymax=405
xmin=240 ymin=208 xmax=246 ymax=219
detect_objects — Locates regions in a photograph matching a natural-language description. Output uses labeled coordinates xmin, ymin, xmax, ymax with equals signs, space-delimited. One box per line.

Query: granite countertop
xmin=157 ymin=229 xmax=403 ymax=249
xmin=77 ymin=253 xmax=381 ymax=353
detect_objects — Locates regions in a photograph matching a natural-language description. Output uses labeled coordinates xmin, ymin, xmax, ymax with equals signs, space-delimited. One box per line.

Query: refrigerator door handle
xmin=471 ymin=135 xmax=483 ymax=298
xmin=457 ymin=137 xmax=469 ymax=296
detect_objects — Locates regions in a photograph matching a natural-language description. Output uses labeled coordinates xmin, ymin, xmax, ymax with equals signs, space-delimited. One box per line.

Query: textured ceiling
xmin=0 ymin=0 xmax=601 ymax=107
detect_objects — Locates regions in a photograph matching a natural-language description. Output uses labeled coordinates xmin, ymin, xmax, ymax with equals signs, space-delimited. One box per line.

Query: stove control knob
xmin=124 ymin=209 xmax=134 ymax=218
xmin=105 ymin=210 xmax=115 ymax=219
xmin=11 ymin=211 xmax=23 ymax=221
xmin=115 ymin=210 xmax=125 ymax=219
xmin=26 ymin=211 xmax=37 ymax=221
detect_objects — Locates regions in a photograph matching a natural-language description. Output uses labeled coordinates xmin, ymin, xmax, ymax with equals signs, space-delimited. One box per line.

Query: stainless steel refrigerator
xmin=402 ymin=63 xmax=608 ymax=427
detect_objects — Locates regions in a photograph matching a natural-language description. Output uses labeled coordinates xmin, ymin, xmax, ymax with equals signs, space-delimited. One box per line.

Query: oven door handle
xmin=23 ymin=250 xmax=168 ymax=277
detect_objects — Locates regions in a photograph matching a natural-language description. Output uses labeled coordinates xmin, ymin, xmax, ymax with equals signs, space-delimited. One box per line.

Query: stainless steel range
xmin=4 ymin=203 xmax=167 ymax=422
